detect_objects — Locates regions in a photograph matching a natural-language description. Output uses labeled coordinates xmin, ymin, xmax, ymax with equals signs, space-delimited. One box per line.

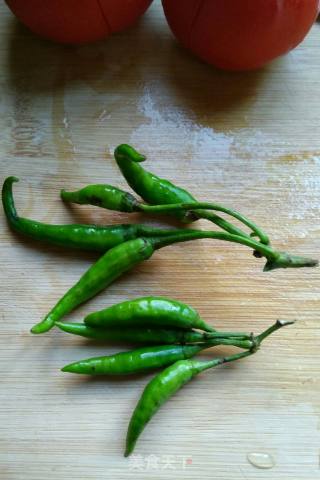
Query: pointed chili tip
xmin=6 ymin=176 xmax=19 ymax=184
xmin=2 ymin=177 xmax=19 ymax=202
xmin=114 ymin=144 xmax=146 ymax=163
xmin=124 ymin=447 xmax=132 ymax=457
xmin=61 ymin=363 xmax=76 ymax=373
xmin=30 ymin=318 xmax=55 ymax=334
xmin=30 ymin=325 xmax=43 ymax=334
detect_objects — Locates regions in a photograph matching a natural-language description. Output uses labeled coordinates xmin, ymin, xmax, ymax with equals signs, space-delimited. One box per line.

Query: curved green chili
xmin=61 ymin=339 xmax=254 ymax=375
xmin=61 ymin=344 xmax=207 ymax=375
xmin=55 ymin=321 xmax=253 ymax=344
xmin=125 ymin=351 xmax=251 ymax=456
xmin=61 ymin=184 xmax=139 ymax=213
xmin=32 ymin=230 xmax=316 ymax=334
xmin=114 ymin=144 xmax=269 ymax=245
xmin=31 ymin=237 xmax=154 ymax=334
xmin=125 ymin=320 xmax=293 ymax=456
xmin=84 ymin=296 xmax=215 ymax=332
xmin=2 ymin=177 xmax=195 ymax=252
xmin=114 ymin=144 xmax=196 ymax=213
xmin=61 ymin=182 xmax=267 ymax=243
xmin=60 ymin=182 xmax=317 ymax=271
xmin=56 ymin=322 xmax=209 ymax=344
xmin=5 ymin=177 xmax=316 ymax=272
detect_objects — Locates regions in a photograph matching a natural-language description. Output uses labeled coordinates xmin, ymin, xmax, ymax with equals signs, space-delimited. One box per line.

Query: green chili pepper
xmin=61 ymin=344 xmax=207 ymax=375
xmin=61 ymin=184 xmax=140 ymax=213
xmin=1 ymin=177 xmax=193 ymax=252
xmin=125 ymin=320 xmax=293 ymax=456
xmin=30 ymin=237 xmax=155 ymax=334
xmin=61 ymin=183 xmax=264 ymax=242
xmin=5 ymin=177 xmax=316 ymax=272
xmin=55 ymin=322 xmax=208 ymax=344
xmin=114 ymin=144 xmax=270 ymax=245
xmin=84 ymin=296 xmax=215 ymax=332
xmin=114 ymin=144 xmax=196 ymax=210
xmin=55 ymin=321 xmax=252 ymax=344
xmin=31 ymin=230 xmax=316 ymax=334
xmin=61 ymin=338 xmax=254 ymax=375
xmin=125 ymin=351 xmax=251 ymax=456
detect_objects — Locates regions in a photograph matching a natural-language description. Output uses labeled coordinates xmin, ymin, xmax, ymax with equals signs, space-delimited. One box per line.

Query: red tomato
xmin=5 ymin=0 xmax=153 ymax=45
xmin=162 ymin=0 xmax=320 ymax=70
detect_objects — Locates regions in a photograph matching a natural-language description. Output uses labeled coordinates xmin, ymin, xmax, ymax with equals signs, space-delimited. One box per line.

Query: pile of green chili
xmin=2 ymin=144 xmax=317 ymax=455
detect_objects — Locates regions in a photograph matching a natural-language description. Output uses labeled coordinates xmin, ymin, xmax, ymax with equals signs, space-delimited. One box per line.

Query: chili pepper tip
xmin=61 ymin=365 xmax=74 ymax=373
xmin=7 ymin=176 xmax=19 ymax=183
xmin=30 ymin=317 xmax=55 ymax=334
xmin=114 ymin=144 xmax=146 ymax=163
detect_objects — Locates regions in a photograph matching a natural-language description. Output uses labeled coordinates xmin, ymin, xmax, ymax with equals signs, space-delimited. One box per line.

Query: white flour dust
xmin=130 ymin=87 xmax=234 ymax=161
xmin=110 ymin=85 xmax=319 ymax=240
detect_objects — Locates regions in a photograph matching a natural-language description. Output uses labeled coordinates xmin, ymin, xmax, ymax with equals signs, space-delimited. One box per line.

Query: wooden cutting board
xmin=1 ymin=2 xmax=319 ymax=479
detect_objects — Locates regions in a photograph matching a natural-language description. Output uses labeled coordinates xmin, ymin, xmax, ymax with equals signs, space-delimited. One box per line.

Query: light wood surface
xmin=1 ymin=2 xmax=319 ymax=479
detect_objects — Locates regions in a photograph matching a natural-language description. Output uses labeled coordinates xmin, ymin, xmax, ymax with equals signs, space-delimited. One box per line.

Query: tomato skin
xmin=5 ymin=0 xmax=153 ymax=45
xmin=99 ymin=0 xmax=153 ymax=33
xmin=162 ymin=0 xmax=320 ymax=70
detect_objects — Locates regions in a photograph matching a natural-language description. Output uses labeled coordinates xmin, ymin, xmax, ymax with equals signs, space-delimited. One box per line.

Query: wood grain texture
xmin=0 ymin=2 xmax=319 ymax=479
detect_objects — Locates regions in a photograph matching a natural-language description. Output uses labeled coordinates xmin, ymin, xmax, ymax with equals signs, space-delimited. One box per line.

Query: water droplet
xmin=247 ymin=452 xmax=275 ymax=469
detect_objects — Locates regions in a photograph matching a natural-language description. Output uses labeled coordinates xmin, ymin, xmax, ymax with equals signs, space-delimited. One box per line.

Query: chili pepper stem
xmin=148 ymin=232 xmax=318 ymax=271
xmin=192 ymin=320 xmax=294 ymax=374
xmin=263 ymin=253 xmax=318 ymax=271
xmin=192 ymin=349 xmax=254 ymax=375
xmin=205 ymin=338 xmax=254 ymax=349
xmin=204 ymin=331 xmax=253 ymax=340
xmin=139 ymin=201 xmax=270 ymax=246
xmin=255 ymin=319 xmax=295 ymax=345
xmin=139 ymin=203 xmax=255 ymax=241
xmin=193 ymin=209 xmax=253 ymax=243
